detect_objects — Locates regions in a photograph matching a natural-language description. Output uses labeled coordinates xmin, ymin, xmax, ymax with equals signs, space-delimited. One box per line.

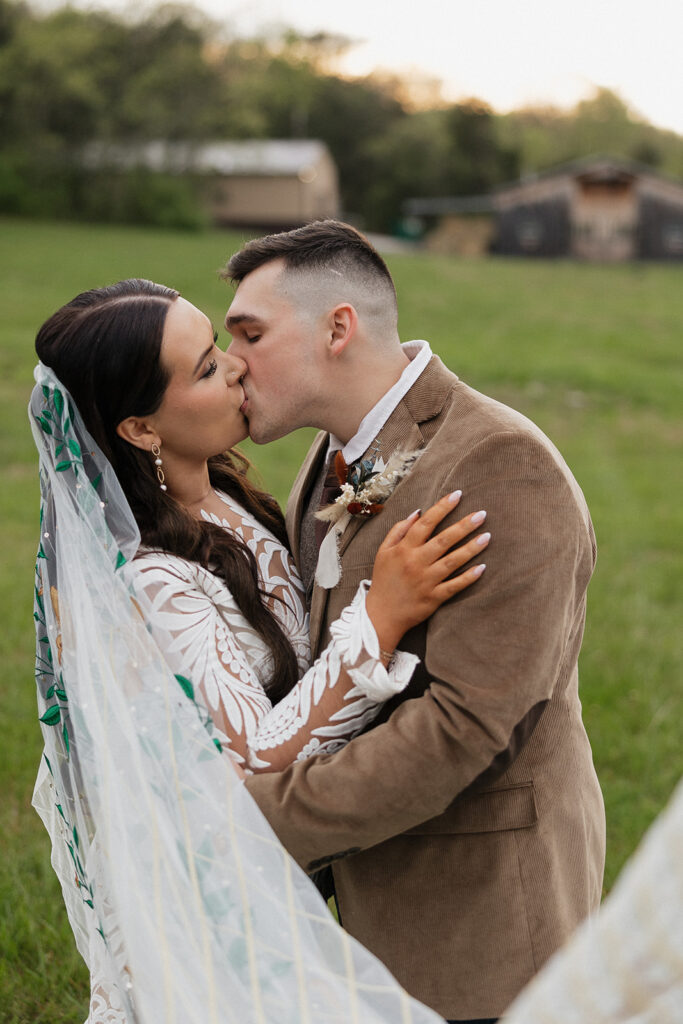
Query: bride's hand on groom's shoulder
xmin=365 ymin=492 xmax=490 ymax=652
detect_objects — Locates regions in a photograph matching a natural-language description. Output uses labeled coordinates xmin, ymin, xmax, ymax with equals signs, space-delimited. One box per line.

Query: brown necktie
xmin=315 ymin=452 xmax=344 ymax=552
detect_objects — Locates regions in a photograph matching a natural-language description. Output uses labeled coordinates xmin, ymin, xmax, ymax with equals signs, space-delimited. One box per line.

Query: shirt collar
xmin=327 ymin=340 xmax=432 ymax=464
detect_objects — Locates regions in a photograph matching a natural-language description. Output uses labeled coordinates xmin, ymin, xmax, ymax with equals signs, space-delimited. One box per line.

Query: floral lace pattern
xmin=200 ymin=490 xmax=310 ymax=672
xmin=133 ymin=490 xmax=417 ymax=771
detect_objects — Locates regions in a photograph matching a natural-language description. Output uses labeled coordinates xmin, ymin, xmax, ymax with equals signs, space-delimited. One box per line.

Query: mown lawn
xmin=1 ymin=217 xmax=681 ymax=1022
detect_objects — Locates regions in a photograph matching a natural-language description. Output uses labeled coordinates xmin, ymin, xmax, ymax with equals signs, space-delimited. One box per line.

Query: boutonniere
xmin=314 ymin=448 xmax=422 ymax=589
xmin=316 ymin=449 xmax=421 ymax=524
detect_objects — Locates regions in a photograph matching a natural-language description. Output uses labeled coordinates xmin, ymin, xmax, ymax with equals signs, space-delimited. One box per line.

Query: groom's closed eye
xmin=225 ymin=314 xmax=262 ymax=341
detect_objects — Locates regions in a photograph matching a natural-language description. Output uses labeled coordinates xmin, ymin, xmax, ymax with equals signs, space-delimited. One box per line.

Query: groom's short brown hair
xmin=223 ymin=220 xmax=396 ymax=303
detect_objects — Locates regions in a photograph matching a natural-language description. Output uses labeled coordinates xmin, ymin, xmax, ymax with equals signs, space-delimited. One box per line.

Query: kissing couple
xmin=32 ymin=220 xmax=604 ymax=1023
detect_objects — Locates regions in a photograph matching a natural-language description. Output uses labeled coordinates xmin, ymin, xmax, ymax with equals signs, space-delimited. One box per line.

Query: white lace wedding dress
xmin=133 ymin=489 xmax=417 ymax=772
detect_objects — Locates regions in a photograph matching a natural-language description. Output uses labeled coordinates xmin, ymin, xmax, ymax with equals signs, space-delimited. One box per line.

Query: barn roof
xmin=403 ymin=155 xmax=683 ymax=218
xmin=82 ymin=139 xmax=332 ymax=176
xmin=493 ymin=154 xmax=683 ymax=195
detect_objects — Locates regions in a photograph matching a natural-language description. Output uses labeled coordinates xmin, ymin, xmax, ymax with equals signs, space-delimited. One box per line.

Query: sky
xmin=44 ymin=0 xmax=683 ymax=134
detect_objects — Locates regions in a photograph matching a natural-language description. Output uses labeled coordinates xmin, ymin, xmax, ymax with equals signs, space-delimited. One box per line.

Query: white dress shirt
xmin=327 ymin=340 xmax=432 ymax=465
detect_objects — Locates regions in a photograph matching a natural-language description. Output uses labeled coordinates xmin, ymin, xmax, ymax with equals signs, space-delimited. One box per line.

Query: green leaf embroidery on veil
xmin=53 ymin=388 xmax=64 ymax=420
xmin=39 ymin=704 xmax=61 ymax=726
xmin=175 ymin=674 xmax=194 ymax=701
xmin=173 ymin=674 xmax=226 ymax=758
xmin=32 ymin=377 xmax=120 ymax=958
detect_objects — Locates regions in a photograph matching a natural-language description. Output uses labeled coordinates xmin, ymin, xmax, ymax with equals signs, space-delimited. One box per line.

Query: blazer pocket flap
xmin=405 ymin=783 xmax=538 ymax=836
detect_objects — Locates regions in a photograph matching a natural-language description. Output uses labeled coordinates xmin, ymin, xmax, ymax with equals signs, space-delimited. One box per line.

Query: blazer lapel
xmin=308 ymin=575 xmax=329 ymax=657
xmin=285 ymin=430 xmax=328 ymax=570
xmin=309 ymin=403 xmax=429 ymax=655
xmin=307 ymin=354 xmax=458 ymax=655
xmin=337 ymin=411 xmax=427 ymax=560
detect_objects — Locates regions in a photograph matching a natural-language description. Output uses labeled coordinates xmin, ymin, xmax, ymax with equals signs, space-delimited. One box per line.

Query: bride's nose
xmin=225 ymin=353 xmax=247 ymax=382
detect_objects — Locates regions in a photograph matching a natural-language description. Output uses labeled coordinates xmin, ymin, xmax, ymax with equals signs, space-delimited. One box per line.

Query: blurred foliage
xmin=1 ymin=1 xmax=682 ymax=230
xmin=498 ymin=88 xmax=683 ymax=181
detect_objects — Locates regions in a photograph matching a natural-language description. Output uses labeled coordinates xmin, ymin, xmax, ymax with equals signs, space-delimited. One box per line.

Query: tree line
xmin=1 ymin=0 xmax=682 ymax=231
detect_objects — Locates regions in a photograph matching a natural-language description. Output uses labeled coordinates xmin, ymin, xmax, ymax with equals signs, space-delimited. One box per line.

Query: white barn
xmin=83 ymin=139 xmax=340 ymax=228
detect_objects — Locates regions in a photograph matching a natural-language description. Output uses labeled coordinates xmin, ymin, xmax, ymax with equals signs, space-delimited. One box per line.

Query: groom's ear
xmin=327 ymin=303 xmax=358 ymax=357
xmin=116 ymin=416 xmax=158 ymax=453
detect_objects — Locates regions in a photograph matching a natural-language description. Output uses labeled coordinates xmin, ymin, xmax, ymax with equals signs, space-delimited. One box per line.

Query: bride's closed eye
xmin=202 ymin=358 xmax=218 ymax=378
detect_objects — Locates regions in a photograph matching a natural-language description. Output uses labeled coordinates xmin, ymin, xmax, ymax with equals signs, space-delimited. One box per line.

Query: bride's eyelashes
xmin=202 ymin=358 xmax=218 ymax=378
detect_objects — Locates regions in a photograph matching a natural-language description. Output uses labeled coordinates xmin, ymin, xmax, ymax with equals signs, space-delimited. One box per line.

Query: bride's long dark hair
xmin=35 ymin=278 xmax=298 ymax=702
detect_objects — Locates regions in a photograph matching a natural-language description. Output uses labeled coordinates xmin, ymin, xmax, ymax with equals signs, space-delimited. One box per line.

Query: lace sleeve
xmin=131 ymin=553 xmax=418 ymax=772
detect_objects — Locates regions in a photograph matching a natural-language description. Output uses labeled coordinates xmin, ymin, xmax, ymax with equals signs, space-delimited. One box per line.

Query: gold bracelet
xmin=380 ymin=647 xmax=395 ymax=663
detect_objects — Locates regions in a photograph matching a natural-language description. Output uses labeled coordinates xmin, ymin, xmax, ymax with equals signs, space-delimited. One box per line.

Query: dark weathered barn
xmin=406 ymin=157 xmax=683 ymax=261
xmin=493 ymin=157 xmax=683 ymax=260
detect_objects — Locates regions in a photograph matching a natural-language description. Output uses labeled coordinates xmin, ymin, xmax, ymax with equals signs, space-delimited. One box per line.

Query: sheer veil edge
xmin=30 ymin=363 xmax=439 ymax=1024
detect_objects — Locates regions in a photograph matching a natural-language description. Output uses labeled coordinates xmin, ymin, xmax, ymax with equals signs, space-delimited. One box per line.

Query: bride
xmin=31 ymin=279 xmax=489 ymax=1022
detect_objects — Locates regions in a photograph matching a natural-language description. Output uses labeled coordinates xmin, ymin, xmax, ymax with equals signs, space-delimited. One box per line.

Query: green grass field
xmin=1 ymin=217 xmax=681 ymax=1022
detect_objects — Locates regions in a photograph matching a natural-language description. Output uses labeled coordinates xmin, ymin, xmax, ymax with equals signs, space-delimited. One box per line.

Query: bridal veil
xmin=30 ymin=363 xmax=441 ymax=1024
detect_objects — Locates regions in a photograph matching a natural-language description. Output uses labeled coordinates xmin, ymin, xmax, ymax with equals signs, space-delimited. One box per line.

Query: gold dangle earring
xmin=151 ymin=442 xmax=167 ymax=492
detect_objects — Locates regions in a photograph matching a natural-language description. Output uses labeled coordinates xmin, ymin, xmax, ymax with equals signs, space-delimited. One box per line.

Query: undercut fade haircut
xmin=223 ymin=220 xmax=397 ymax=308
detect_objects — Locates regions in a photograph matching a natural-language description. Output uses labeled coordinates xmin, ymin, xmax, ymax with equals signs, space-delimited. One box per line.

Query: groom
xmin=223 ymin=221 xmax=605 ymax=1023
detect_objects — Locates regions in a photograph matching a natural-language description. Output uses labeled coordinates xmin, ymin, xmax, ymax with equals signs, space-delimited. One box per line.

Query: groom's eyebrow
xmin=225 ymin=313 xmax=260 ymax=331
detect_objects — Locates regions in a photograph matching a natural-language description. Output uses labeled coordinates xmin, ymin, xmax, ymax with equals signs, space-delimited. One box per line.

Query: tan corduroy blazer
xmin=246 ymin=356 xmax=606 ymax=1020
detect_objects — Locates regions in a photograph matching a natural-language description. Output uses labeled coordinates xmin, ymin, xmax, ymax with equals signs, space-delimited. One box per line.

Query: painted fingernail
xmin=409 ymin=508 xmax=422 ymax=519
xmin=476 ymin=531 xmax=491 ymax=547
xmin=472 ymin=564 xmax=486 ymax=577
xmin=448 ymin=490 xmax=462 ymax=504
xmin=470 ymin=510 xmax=487 ymax=525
